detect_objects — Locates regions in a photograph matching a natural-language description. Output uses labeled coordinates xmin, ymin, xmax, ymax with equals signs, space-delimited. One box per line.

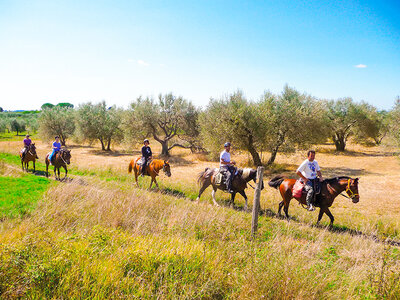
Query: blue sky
xmin=0 ymin=0 xmax=399 ymax=110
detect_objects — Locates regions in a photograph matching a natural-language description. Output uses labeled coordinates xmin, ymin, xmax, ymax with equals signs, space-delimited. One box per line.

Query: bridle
xmin=342 ymin=178 xmax=359 ymax=200
xmin=163 ymin=163 xmax=170 ymax=176
xmin=58 ymin=150 xmax=68 ymax=165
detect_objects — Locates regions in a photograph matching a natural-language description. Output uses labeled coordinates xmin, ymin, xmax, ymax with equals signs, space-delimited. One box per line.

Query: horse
xmin=196 ymin=167 xmax=264 ymax=210
xmin=20 ymin=143 xmax=38 ymax=172
xmin=45 ymin=149 xmax=71 ymax=180
xmin=128 ymin=158 xmax=171 ymax=189
xmin=268 ymin=175 xmax=359 ymax=225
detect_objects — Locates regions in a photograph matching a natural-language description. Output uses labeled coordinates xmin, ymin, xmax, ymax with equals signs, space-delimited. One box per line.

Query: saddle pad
xmin=215 ymin=171 xmax=224 ymax=185
xmin=292 ymin=180 xmax=304 ymax=199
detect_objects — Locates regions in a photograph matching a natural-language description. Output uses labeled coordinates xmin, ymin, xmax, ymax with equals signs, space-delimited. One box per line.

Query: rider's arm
xmin=296 ymin=171 xmax=309 ymax=183
xmin=317 ymin=170 xmax=323 ymax=181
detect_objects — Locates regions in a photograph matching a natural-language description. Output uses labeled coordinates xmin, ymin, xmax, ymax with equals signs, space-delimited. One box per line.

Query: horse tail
xmin=268 ymin=175 xmax=285 ymax=189
xmin=197 ymin=167 xmax=212 ymax=185
xmin=128 ymin=160 xmax=135 ymax=173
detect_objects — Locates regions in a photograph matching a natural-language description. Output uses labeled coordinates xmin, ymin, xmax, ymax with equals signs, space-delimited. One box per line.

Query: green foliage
xmin=41 ymin=103 xmax=55 ymax=110
xmin=76 ymin=101 xmax=123 ymax=151
xmin=10 ymin=118 xmax=26 ymax=135
xmin=39 ymin=106 xmax=75 ymax=146
xmin=127 ymin=93 xmax=200 ymax=155
xmin=389 ymin=97 xmax=400 ymax=146
xmin=0 ymin=107 xmax=3 ymax=112
xmin=56 ymin=102 xmax=74 ymax=108
xmin=0 ymin=175 xmax=51 ymax=219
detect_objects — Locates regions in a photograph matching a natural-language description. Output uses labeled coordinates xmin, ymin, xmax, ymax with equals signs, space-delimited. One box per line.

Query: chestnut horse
xmin=268 ymin=175 xmax=359 ymax=225
xmin=128 ymin=158 xmax=171 ymax=188
xmin=196 ymin=168 xmax=264 ymax=210
xmin=20 ymin=143 xmax=38 ymax=172
xmin=45 ymin=149 xmax=71 ymax=180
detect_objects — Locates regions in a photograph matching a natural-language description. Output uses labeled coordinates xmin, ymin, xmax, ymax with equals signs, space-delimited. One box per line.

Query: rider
xmin=21 ymin=134 xmax=32 ymax=160
xmin=140 ymin=139 xmax=152 ymax=176
xmin=296 ymin=150 xmax=324 ymax=211
xmin=49 ymin=136 xmax=61 ymax=165
xmin=220 ymin=142 xmax=236 ymax=193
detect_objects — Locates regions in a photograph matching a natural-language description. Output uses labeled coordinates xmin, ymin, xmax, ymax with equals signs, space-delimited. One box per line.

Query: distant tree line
xmin=1 ymin=90 xmax=399 ymax=166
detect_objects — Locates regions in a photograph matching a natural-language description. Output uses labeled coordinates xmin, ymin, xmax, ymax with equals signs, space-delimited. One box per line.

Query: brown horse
xmin=196 ymin=168 xmax=264 ymax=210
xmin=268 ymin=175 xmax=359 ymax=225
xmin=45 ymin=149 xmax=71 ymax=180
xmin=20 ymin=143 xmax=38 ymax=172
xmin=128 ymin=158 xmax=171 ymax=188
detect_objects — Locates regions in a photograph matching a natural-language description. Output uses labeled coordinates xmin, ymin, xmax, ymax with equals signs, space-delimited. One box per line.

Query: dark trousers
xmin=221 ymin=165 xmax=236 ymax=190
xmin=141 ymin=158 xmax=149 ymax=174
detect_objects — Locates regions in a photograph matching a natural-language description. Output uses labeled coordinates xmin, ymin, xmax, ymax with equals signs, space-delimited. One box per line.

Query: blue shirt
xmin=53 ymin=141 xmax=61 ymax=151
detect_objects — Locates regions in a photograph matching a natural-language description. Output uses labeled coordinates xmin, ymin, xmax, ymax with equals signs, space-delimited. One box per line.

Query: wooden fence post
xmin=251 ymin=166 xmax=264 ymax=237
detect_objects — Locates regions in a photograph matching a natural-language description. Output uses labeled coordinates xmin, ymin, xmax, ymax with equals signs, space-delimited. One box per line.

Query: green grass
xmin=0 ymin=174 xmax=51 ymax=219
xmin=0 ymin=131 xmax=39 ymax=141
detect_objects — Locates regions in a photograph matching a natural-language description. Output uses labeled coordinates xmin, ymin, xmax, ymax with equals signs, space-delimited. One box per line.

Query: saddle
xmin=293 ymin=179 xmax=322 ymax=201
xmin=215 ymin=169 xmax=226 ymax=185
xmin=137 ymin=158 xmax=151 ymax=166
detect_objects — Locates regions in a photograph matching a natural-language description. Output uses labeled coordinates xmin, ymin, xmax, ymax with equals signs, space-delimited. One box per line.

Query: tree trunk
xmin=160 ymin=140 xmax=169 ymax=156
xmin=60 ymin=135 xmax=66 ymax=146
xmin=99 ymin=138 xmax=106 ymax=151
xmin=267 ymin=146 xmax=279 ymax=166
xmin=333 ymin=133 xmax=346 ymax=151
xmin=106 ymin=138 xmax=111 ymax=151
xmin=246 ymin=135 xmax=262 ymax=166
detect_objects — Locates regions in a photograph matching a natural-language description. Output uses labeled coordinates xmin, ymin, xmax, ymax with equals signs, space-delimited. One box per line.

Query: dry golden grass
xmin=1 ymin=139 xmax=400 ymax=298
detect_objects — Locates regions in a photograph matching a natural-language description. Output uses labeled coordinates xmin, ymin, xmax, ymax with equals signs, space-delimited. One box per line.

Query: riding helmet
xmin=144 ymin=139 xmax=150 ymax=144
xmin=224 ymin=142 xmax=231 ymax=147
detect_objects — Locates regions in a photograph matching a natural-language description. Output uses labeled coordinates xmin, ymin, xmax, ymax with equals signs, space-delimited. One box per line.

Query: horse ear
xmin=165 ymin=160 xmax=169 ymax=164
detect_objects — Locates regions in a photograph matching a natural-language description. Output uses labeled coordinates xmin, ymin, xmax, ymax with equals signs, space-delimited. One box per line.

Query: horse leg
xmin=196 ymin=181 xmax=211 ymax=202
xmin=324 ymin=207 xmax=335 ymax=226
xmin=33 ymin=161 xmax=35 ymax=173
xmin=21 ymin=159 xmax=24 ymax=171
xmin=134 ymin=166 xmax=139 ymax=187
xmin=317 ymin=208 xmax=325 ymax=225
xmin=63 ymin=165 xmax=68 ymax=180
xmin=153 ymin=177 xmax=159 ymax=189
xmin=211 ymin=187 xmax=220 ymax=207
xmin=149 ymin=177 xmax=154 ymax=189
xmin=230 ymin=192 xmax=236 ymax=209
xmin=46 ymin=162 xmax=49 ymax=178
xmin=54 ymin=166 xmax=57 ymax=180
xmin=238 ymin=190 xmax=248 ymax=211
xmin=278 ymin=201 xmax=284 ymax=216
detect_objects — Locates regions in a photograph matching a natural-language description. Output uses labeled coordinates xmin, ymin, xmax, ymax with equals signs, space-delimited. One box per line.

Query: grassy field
xmin=0 ymin=140 xmax=399 ymax=298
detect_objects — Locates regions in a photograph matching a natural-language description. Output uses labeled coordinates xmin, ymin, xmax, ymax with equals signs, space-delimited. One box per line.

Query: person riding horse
xmin=296 ymin=150 xmax=324 ymax=211
xmin=140 ymin=139 xmax=152 ymax=176
xmin=21 ymin=134 xmax=38 ymax=160
xmin=220 ymin=142 xmax=236 ymax=193
xmin=48 ymin=136 xmax=62 ymax=165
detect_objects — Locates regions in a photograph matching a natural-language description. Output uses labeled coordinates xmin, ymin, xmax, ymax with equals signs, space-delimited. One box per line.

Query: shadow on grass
xmin=259 ymin=207 xmax=400 ymax=247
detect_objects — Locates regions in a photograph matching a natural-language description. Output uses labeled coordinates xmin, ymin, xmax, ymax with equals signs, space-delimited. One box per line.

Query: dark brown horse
xmin=20 ymin=143 xmax=38 ymax=172
xmin=128 ymin=158 xmax=171 ymax=189
xmin=45 ymin=149 xmax=71 ymax=180
xmin=196 ymin=168 xmax=264 ymax=210
xmin=268 ymin=176 xmax=359 ymax=225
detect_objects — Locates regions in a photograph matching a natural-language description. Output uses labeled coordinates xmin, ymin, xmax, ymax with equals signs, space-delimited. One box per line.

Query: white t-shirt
xmin=297 ymin=159 xmax=320 ymax=179
xmin=220 ymin=150 xmax=231 ymax=167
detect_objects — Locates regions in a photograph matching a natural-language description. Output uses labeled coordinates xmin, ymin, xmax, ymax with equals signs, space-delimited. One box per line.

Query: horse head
xmin=29 ymin=143 xmax=37 ymax=155
xmin=61 ymin=149 xmax=71 ymax=165
xmin=242 ymin=168 xmax=264 ymax=190
xmin=163 ymin=160 xmax=171 ymax=177
xmin=345 ymin=177 xmax=359 ymax=203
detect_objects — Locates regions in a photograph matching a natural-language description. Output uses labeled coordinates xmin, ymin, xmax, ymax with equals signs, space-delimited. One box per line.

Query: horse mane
xmin=324 ymin=176 xmax=351 ymax=184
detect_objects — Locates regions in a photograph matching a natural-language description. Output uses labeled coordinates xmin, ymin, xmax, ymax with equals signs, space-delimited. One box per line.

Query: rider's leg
xmin=225 ymin=170 xmax=233 ymax=193
xmin=304 ymin=181 xmax=315 ymax=211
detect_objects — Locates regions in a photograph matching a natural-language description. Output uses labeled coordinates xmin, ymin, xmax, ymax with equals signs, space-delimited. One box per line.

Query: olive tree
xmin=126 ymin=93 xmax=200 ymax=156
xmin=76 ymin=101 xmax=123 ymax=151
xmin=352 ymin=102 xmax=388 ymax=146
xmin=10 ymin=119 xmax=26 ymax=135
xmin=200 ymin=90 xmax=267 ymax=166
xmin=389 ymin=97 xmax=400 ymax=145
xmin=260 ymin=86 xmax=328 ymax=165
xmin=39 ymin=107 xmax=75 ymax=146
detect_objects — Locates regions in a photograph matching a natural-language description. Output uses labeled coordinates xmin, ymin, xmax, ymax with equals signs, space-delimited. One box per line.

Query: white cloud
xmin=127 ymin=58 xmax=135 ymax=63
xmin=137 ymin=59 xmax=149 ymax=66
xmin=355 ymin=64 xmax=367 ymax=68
